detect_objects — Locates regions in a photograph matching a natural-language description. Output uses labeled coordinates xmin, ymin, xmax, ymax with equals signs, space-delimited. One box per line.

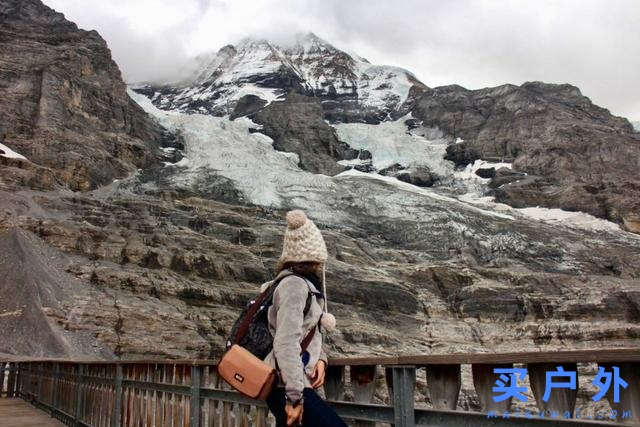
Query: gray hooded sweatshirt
xmin=262 ymin=269 xmax=328 ymax=402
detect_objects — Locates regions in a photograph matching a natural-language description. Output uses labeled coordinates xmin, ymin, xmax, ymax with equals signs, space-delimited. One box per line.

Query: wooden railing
xmin=1 ymin=348 xmax=639 ymax=426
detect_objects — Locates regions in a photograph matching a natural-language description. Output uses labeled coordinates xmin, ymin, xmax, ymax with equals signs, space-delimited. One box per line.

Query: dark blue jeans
xmin=266 ymin=387 xmax=347 ymax=427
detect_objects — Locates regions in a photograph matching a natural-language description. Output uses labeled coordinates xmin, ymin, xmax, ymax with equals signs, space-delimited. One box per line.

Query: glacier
xmin=129 ymin=89 xmax=632 ymax=236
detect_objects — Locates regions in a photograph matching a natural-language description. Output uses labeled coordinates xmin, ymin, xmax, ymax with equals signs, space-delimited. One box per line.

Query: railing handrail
xmin=2 ymin=354 xmax=638 ymax=426
xmin=1 ymin=346 xmax=639 ymax=366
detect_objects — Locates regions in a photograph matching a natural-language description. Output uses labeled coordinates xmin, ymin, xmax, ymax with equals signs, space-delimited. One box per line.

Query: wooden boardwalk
xmin=0 ymin=399 xmax=65 ymax=427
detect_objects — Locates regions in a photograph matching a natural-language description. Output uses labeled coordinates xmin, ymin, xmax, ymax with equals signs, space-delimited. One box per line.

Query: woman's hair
xmin=278 ymin=261 xmax=322 ymax=280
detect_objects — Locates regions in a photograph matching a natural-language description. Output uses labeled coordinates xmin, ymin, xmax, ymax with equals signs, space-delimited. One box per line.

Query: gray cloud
xmin=44 ymin=0 xmax=640 ymax=120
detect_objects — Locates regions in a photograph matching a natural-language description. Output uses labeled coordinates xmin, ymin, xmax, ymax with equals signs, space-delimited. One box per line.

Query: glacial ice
xmin=129 ymin=89 xmax=630 ymax=235
xmin=333 ymin=116 xmax=452 ymax=174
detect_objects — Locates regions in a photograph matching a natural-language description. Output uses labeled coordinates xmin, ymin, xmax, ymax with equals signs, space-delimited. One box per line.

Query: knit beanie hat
xmin=277 ymin=210 xmax=328 ymax=271
xmin=277 ymin=210 xmax=336 ymax=331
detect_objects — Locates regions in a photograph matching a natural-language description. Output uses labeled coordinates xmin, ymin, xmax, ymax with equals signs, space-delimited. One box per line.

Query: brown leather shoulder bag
xmin=217 ymin=279 xmax=317 ymax=400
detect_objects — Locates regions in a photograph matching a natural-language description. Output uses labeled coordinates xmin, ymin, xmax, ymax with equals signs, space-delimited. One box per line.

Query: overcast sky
xmin=44 ymin=0 xmax=640 ymax=120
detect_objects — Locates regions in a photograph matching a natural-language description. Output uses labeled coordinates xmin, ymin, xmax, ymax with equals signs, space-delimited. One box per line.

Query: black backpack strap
xmin=232 ymin=272 xmax=294 ymax=346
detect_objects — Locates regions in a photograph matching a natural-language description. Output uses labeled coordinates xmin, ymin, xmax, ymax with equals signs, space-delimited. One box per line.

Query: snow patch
xmin=454 ymin=160 xmax=513 ymax=183
xmin=0 ymin=143 xmax=27 ymax=160
xmin=517 ymin=207 xmax=621 ymax=232
xmin=457 ymin=192 xmax=622 ymax=233
xmin=333 ymin=116 xmax=452 ymax=175
xmin=335 ymin=168 xmax=514 ymax=220
xmin=337 ymin=158 xmax=371 ymax=167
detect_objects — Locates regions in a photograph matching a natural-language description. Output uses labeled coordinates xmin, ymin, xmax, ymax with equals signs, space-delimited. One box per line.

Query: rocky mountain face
xmin=1 ymin=0 xmax=640 ymax=414
xmin=411 ymin=82 xmax=640 ymax=233
xmin=137 ymin=34 xmax=640 ymax=234
xmin=0 ymin=0 xmax=167 ymax=192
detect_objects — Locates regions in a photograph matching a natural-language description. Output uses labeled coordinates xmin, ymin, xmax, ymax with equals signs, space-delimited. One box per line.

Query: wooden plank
xmin=350 ymin=365 xmax=376 ymax=427
xmin=164 ymin=364 xmax=173 ymax=427
xmin=202 ymin=366 xmax=210 ymax=427
xmin=14 ymin=362 xmax=21 ymax=398
xmin=0 ymin=398 xmax=66 ymax=427
xmin=85 ymin=367 xmax=91 ymax=426
xmin=125 ymin=366 xmax=133 ymax=427
xmin=528 ymin=362 xmax=578 ymax=417
xmin=74 ymin=365 xmax=84 ymax=426
xmin=191 ymin=365 xmax=201 ymax=427
xmin=7 ymin=362 xmax=16 ymax=398
xmin=425 ymin=364 xmax=461 ymax=410
xmin=153 ymin=364 xmax=162 ymax=427
xmin=37 ymin=363 xmax=43 ymax=406
xmin=183 ymin=365 xmax=191 ymax=427
xmin=472 ymin=363 xmax=513 ymax=413
xmin=173 ymin=364 xmax=181 ymax=427
xmin=221 ymin=380 xmax=233 ymax=427
xmin=0 ymin=362 xmax=6 ymax=397
xmin=143 ymin=364 xmax=150 ymax=427
xmin=325 ymin=365 xmax=345 ymax=401
xmin=390 ymin=366 xmax=416 ymax=427
xmin=255 ymin=406 xmax=268 ymax=427
xmin=51 ymin=363 xmax=60 ymax=416
xmin=162 ymin=364 xmax=169 ymax=427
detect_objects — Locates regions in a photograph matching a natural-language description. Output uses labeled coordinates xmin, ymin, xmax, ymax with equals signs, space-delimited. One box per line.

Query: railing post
xmin=14 ymin=362 xmax=21 ymax=398
xmin=425 ymin=364 xmax=461 ymax=410
xmin=391 ymin=366 xmax=415 ymax=427
xmin=350 ymin=365 xmax=377 ymax=427
xmin=52 ymin=363 xmax=60 ymax=416
xmin=36 ymin=362 xmax=43 ymax=404
xmin=75 ymin=364 xmax=85 ymax=426
xmin=599 ymin=362 xmax=640 ymax=423
xmin=7 ymin=362 xmax=16 ymax=398
xmin=324 ymin=365 xmax=345 ymax=401
xmin=529 ymin=362 xmax=578 ymax=417
xmin=472 ymin=363 xmax=513 ymax=412
xmin=111 ymin=364 xmax=123 ymax=427
xmin=190 ymin=365 xmax=201 ymax=427
xmin=0 ymin=362 xmax=5 ymax=397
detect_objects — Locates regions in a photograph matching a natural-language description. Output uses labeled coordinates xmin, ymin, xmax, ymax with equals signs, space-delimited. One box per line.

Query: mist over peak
xmin=42 ymin=0 xmax=640 ymax=120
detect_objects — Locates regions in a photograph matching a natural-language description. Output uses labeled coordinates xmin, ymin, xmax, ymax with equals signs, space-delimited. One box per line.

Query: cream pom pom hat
xmin=277 ymin=210 xmax=328 ymax=270
xmin=277 ymin=210 xmax=336 ymax=331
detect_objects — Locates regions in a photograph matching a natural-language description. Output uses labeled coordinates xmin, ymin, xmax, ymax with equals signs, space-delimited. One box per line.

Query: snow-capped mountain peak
xmin=136 ymin=32 xmax=426 ymax=122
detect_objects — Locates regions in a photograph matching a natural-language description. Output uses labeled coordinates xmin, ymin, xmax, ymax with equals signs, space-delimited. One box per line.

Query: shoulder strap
xmin=235 ymin=272 xmax=320 ymax=352
xmin=299 ymin=277 xmax=319 ymax=352
xmin=232 ymin=273 xmax=292 ymax=345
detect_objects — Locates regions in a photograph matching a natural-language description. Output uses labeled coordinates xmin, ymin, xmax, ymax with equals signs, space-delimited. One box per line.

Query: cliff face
xmin=411 ymin=82 xmax=640 ymax=232
xmin=0 ymin=0 xmax=164 ymax=192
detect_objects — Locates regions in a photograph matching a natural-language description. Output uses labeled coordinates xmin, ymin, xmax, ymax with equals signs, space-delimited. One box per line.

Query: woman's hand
xmin=308 ymin=359 xmax=327 ymax=389
xmin=285 ymin=403 xmax=303 ymax=426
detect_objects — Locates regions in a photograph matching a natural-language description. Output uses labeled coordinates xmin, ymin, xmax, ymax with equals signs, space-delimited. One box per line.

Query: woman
xmin=263 ymin=210 xmax=346 ymax=427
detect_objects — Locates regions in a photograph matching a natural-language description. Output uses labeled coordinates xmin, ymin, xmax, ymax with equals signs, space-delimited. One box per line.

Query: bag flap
xmin=218 ymin=345 xmax=276 ymax=399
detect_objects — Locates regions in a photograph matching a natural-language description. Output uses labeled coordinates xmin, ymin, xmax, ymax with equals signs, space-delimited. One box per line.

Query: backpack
xmin=226 ymin=272 xmax=317 ymax=360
